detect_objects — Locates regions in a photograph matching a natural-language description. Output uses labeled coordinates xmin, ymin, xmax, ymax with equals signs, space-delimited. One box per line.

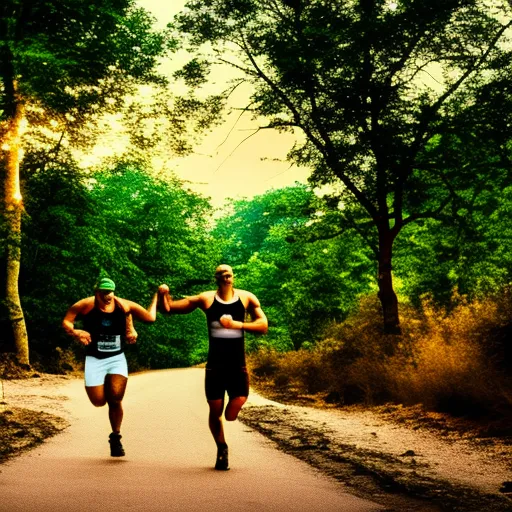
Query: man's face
xmin=215 ymin=268 xmax=234 ymax=286
xmin=96 ymin=289 xmax=114 ymax=305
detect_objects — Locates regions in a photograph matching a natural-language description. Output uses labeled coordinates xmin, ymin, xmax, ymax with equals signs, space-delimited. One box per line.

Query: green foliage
xmin=174 ymin=0 xmax=512 ymax=331
xmin=173 ymin=58 xmax=211 ymax=87
xmin=214 ymin=185 xmax=375 ymax=349
xmin=4 ymin=162 xmax=218 ymax=368
xmin=87 ymin=164 xmax=218 ymax=298
xmin=0 ymin=0 xmax=170 ymax=119
xmin=395 ymin=182 xmax=512 ymax=307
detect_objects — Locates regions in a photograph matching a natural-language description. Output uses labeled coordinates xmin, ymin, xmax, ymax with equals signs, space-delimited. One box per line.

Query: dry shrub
xmin=390 ymin=294 xmax=512 ymax=415
xmin=249 ymin=296 xmax=395 ymax=403
xmin=249 ymin=345 xmax=330 ymax=395
xmin=249 ymin=292 xmax=512 ymax=417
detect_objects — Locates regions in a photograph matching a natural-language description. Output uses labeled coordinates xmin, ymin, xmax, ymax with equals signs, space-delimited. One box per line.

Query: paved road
xmin=0 ymin=368 xmax=384 ymax=512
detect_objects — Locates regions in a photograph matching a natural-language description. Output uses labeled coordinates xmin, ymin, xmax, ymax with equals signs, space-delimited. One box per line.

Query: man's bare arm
xmin=123 ymin=292 xmax=158 ymax=322
xmin=158 ymin=284 xmax=204 ymax=314
xmin=62 ymin=299 xmax=93 ymax=345
xmin=245 ymin=304 xmax=269 ymax=334
xmin=219 ymin=293 xmax=268 ymax=334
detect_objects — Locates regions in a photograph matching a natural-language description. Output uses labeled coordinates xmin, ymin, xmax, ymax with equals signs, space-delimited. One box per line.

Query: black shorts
xmin=205 ymin=366 xmax=249 ymax=401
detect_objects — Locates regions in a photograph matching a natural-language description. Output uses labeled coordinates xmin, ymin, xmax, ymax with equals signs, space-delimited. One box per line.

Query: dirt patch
xmin=0 ymin=373 xmax=76 ymax=464
xmin=0 ymin=407 xmax=68 ymax=464
xmin=240 ymin=391 xmax=512 ymax=512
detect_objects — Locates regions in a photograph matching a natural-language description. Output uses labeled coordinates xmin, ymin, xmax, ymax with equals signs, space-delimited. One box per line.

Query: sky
xmin=130 ymin=0 xmax=310 ymax=208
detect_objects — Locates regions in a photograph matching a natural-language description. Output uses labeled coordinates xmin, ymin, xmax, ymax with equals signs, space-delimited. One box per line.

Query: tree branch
xmin=412 ymin=20 xmax=512 ymax=154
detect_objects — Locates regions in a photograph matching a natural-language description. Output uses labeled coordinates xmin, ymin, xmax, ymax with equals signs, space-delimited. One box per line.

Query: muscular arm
xmin=122 ymin=292 xmax=158 ymax=322
xmin=219 ymin=292 xmax=268 ymax=334
xmin=158 ymin=284 xmax=205 ymax=314
xmin=245 ymin=302 xmax=269 ymax=334
xmin=62 ymin=299 xmax=93 ymax=345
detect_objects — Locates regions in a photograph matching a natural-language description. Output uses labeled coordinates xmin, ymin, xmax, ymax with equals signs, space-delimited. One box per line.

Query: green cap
xmin=95 ymin=277 xmax=115 ymax=291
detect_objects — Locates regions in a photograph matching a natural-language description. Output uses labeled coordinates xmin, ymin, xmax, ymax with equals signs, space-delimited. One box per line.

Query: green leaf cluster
xmin=0 ymin=163 xmax=219 ymax=369
xmin=214 ymin=185 xmax=375 ymax=349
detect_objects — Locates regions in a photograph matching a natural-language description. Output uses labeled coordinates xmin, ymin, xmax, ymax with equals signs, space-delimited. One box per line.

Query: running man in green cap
xmin=62 ymin=278 xmax=158 ymax=457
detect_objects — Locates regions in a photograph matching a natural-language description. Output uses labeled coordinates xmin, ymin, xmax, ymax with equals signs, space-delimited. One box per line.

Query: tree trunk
xmin=377 ymin=230 xmax=401 ymax=336
xmin=3 ymin=93 xmax=29 ymax=365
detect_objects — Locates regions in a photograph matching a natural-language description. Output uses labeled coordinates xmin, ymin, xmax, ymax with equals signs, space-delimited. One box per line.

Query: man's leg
xmin=207 ymin=399 xmax=226 ymax=444
xmin=104 ymin=374 xmax=127 ymax=433
xmin=224 ymin=396 xmax=247 ymax=421
xmin=85 ymin=385 xmax=107 ymax=407
xmin=208 ymin=399 xmax=230 ymax=470
xmin=84 ymin=356 xmax=107 ymax=407
xmin=105 ymin=374 xmax=128 ymax=457
xmin=225 ymin=368 xmax=249 ymax=421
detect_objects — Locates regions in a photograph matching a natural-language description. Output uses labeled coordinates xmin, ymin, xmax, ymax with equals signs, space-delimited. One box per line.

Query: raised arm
xmin=62 ymin=299 xmax=93 ymax=345
xmin=158 ymin=284 xmax=204 ymax=314
xmin=122 ymin=291 xmax=158 ymax=323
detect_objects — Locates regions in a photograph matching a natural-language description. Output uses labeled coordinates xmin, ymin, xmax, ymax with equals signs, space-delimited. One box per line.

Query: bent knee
xmin=107 ymin=398 xmax=123 ymax=408
xmin=225 ymin=411 xmax=240 ymax=421
xmin=90 ymin=399 xmax=107 ymax=407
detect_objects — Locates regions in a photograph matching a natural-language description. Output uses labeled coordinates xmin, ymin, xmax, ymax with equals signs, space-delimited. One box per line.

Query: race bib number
xmin=97 ymin=334 xmax=121 ymax=352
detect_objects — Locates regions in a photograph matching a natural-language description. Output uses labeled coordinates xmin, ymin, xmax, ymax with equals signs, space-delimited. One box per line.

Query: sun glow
xmin=19 ymin=116 xmax=29 ymax=135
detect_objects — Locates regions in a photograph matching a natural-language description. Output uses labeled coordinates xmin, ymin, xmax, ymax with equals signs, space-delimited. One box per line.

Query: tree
xmin=173 ymin=0 xmax=512 ymax=333
xmin=0 ymin=0 xmax=170 ymax=363
xmin=214 ymin=185 xmax=375 ymax=349
xmin=16 ymin=162 xmax=219 ymax=369
xmin=394 ymin=73 xmax=512 ymax=305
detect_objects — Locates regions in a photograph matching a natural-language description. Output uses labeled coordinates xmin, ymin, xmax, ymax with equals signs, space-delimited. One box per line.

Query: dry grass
xmin=248 ymin=292 xmax=512 ymax=419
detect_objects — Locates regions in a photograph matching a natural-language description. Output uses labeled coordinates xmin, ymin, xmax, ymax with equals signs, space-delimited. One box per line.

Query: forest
xmin=1 ymin=0 xmax=512 ymax=419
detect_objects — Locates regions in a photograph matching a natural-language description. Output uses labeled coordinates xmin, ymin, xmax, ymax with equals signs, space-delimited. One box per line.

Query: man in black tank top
xmin=63 ymin=278 xmax=158 ymax=457
xmin=159 ymin=264 xmax=268 ymax=470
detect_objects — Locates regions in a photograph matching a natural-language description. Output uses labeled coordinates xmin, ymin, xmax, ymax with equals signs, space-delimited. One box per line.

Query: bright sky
xmin=132 ymin=0 xmax=310 ymax=208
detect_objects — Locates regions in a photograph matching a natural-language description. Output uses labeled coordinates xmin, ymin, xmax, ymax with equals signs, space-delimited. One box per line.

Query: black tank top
xmin=81 ymin=299 xmax=127 ymax=359
xmin=205 ymin=295 xmax=246 ymax=369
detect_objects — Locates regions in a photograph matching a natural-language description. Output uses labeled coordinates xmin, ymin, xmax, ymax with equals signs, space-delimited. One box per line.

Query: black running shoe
xmin=109 ymin=432 xmax=125 ymax=457
xmin=215 ymin=445 xmax=229 ymax=470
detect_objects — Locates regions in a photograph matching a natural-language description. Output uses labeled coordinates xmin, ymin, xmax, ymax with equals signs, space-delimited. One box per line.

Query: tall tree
xmin=214 ymin=185 xmax=375 ymax=349
xmin=0 ymin=0 xmax=169 ymax=363
xmin=173 ymin=0 xmax=512 ymax=333
xmin=18 ymin=163 xmax=218 ymax=368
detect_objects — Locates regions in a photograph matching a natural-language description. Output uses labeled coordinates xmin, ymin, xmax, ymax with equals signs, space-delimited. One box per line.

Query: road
xmin=0 ymin=368 xmax=384 ymax=512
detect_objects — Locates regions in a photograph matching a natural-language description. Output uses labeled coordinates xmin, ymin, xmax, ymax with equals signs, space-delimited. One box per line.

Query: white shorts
xmin=84 ymin=353 xmax=128 ymax=387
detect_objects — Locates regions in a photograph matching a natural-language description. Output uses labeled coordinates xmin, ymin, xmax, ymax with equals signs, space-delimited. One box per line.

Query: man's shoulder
xmin=113 ymin=297 xmax=130 ymax=312
xmin=198 ymin=290 xmax=216 ymax=307
xmin=235 ymin=289 xmax=256 ymax=298
xmin=235 ymin=289 xmax=259 ymax=305
xmin=72 ymin=296 xmax=95 ymax=313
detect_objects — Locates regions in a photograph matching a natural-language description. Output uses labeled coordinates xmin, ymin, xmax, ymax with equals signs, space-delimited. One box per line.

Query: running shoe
xmin=215 ymin=445 xmax=229 ymax=470
xmin=109 ymin=432 xmax=125 ymax=457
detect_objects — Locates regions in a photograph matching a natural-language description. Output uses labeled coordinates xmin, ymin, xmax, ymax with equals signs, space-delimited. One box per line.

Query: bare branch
xmin=413 ymin=20 xmax=512 ymax=150
xmin=212 ymin=127 xmax=262 ymax=174
xmin=215 ymin=101 xmax=256 ymax=152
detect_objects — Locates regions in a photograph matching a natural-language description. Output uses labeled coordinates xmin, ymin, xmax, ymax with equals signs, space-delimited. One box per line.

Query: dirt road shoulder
xmin=239 ymin=399 xmax=512 ymax=512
